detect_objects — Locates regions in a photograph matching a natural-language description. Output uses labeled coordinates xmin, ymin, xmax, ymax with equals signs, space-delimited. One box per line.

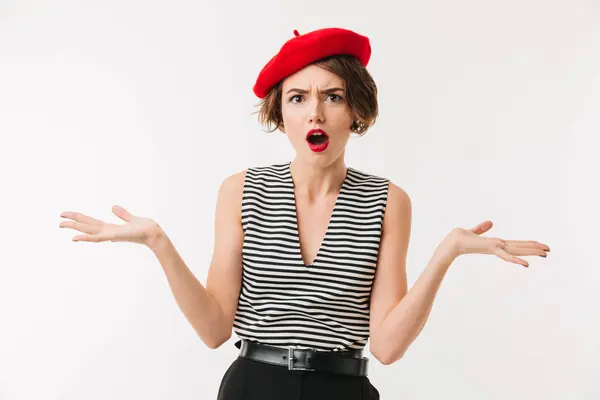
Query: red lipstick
xmin=305 ymin=129 xmax=329 ymax=152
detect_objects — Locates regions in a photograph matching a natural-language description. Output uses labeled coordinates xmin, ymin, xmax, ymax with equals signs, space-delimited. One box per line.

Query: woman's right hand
xmin=59 ymin=205 xmax=162 ymax=247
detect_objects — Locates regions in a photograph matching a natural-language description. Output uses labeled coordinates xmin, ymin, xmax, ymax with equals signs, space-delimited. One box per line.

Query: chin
xmin=299 ymin=149 xmax=341 ymax=168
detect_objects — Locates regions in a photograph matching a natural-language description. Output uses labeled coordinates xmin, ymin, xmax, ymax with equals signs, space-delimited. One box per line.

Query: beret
xmin=253 ymin=27 xmax=372 ymax=98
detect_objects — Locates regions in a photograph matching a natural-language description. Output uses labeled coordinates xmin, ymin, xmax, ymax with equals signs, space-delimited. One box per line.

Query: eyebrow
xmin=285 ymin=87 xmax=345 ymax=94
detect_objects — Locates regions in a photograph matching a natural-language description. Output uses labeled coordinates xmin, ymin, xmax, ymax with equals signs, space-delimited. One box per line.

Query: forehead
xmin=282 ymin=64 xmax=345 ymax=90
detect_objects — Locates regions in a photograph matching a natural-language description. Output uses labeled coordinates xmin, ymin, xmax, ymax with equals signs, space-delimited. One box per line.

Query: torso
xmin=234 ymin=161 xmax=390 ymax=351
xmin=294 ymin=188 xmax=342 ymax=267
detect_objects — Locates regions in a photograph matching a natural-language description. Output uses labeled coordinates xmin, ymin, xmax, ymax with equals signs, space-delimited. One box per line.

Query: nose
xmin=308 ymin=103 xmax=325 ymax=125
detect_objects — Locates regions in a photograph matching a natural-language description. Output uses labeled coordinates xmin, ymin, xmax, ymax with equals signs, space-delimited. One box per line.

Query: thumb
xmin=472 ymin=220 xmax=493 ymax=235
xmin=112 ymin=205 xmax=134 ymax=222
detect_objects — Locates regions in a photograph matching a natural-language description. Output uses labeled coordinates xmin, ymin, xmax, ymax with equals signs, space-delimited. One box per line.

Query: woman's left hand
xmin=445 ymin=220 xmax=550 ymax=267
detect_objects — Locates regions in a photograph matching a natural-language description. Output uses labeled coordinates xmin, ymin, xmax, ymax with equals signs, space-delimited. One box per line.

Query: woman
xmin=59 ymin=27 xmax=550 ymax=399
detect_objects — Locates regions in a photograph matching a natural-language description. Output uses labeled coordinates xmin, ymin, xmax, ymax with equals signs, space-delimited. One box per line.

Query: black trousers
xmin=216 ymin=356 xmax=380 ymax=400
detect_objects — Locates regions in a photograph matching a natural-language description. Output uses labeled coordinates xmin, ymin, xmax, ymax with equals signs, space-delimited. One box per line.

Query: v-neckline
xmin=287 ymin=162 xmax=350 ymax=268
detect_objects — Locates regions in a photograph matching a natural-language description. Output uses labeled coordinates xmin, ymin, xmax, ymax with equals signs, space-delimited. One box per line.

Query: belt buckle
xmin=287 ymin=347 xmax=316 ymax=371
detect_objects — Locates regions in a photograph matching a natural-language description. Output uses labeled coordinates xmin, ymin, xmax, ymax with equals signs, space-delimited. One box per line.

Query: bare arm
xmin=147 ymin=170 xmax=246 ymax=349
xmin=368 ymin=183 xmax=550 ymax=365
xmin=368 ymin=182 xmax=414 ymax=364
xmin=369 ymin=184 xmax=459 ymax=364
xmin=368 ymin=181 xmax=454 ymax=363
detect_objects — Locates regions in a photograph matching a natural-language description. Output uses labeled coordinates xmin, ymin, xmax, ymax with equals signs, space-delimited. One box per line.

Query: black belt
xmin=235 ymin=340 xmax=369 ymax=376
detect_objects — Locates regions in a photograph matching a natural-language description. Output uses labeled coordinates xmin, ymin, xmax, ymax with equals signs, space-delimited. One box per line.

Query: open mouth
xmin=307 ymin=133 xmax=328 ymax=145
xmin=306 ymin=129 xmax=329 ymax=152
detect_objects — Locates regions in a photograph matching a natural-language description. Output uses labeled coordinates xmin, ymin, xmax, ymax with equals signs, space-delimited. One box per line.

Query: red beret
xmin=253 ymin=27 xmax=372 ymax=98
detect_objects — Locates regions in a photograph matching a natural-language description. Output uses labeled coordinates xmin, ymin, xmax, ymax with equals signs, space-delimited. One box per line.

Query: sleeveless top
xmin=233 ymin=162 xmax=390 ymax=352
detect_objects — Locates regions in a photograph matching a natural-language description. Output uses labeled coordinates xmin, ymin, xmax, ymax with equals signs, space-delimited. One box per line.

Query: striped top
xmin=233 ymin=162 xmax=390 ymax=352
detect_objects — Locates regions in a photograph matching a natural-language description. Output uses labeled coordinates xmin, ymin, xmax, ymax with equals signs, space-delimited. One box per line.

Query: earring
xmin=351 ymin=120 xmax=366 ymax=133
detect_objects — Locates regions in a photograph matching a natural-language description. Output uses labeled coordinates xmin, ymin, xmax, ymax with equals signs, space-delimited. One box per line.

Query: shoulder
xmin=347 ymin=166 xmax=389 ymax=186
xmin=348 ymin=166 xmax=411 ymax=225
xmin=218 ymin=162 xmax=289 ymax=195
xmin=382 ymin=181 xmax=411 ymax=233
xmin=387 ymin=182 xmax=411 ymax=209
xmin=219 ymin=169 xmax=247 ymax=197
xmin=212 ymin=170 xmax=247 ymax=220
xmin=346 ymin=166 xmax=408 ymax=204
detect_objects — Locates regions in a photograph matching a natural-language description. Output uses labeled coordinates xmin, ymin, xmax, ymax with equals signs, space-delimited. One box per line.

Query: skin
xmin=59 ymin=63 xmax=551 ymax=363
xmin=280 ymin=63 xmax=359 ymax=266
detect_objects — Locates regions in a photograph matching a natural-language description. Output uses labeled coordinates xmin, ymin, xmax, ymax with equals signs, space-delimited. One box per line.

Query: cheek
xmin=281 ymin=111 xmax=304 ymax=145
xmin=335 ymin=107 xmax=354 ymax=124
xmin=282 ymin=108 xmax=306 ymax=138
xmin=281 ymin=105 xmax=304 ymax=125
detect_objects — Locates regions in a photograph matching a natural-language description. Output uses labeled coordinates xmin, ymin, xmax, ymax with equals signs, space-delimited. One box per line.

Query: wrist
xmin=144 ymin=223 xmax=167 ymax=250
xmin=435 ymin=232 xmax=461 ymax=264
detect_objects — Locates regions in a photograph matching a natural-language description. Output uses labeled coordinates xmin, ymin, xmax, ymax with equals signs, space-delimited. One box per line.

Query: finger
xmin=505 ymin=240 xmax=550 ymax=252
xmin=504 ymin=245 xmax=548 ymax=257
xmin=60 ymin=211 xmax=103 ymax=226
xmin=472 ymin=220 xmax=493 ymax=235
xmin=112 ymin=205 xmax=134 ymax=222
xmin=493 ymin=247 xmax=529 ymax=267
xmin=488 ymin=237 xmax=508 ymax=248
xmin=72 ymin=233 xmax=114 ymax=243
xmin=73 ymin=234 xmax=101 ymax=242
xmin=59 ymin=221 xmax=100 ymax=234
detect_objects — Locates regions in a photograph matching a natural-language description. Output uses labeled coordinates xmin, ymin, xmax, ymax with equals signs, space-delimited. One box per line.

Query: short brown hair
xmin=254 ymin=54 xmax=378 ymax=135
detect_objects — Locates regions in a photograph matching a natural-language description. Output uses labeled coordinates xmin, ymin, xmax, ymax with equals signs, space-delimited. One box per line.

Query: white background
xmin=1 ymin=0 xmax=599 ymax=399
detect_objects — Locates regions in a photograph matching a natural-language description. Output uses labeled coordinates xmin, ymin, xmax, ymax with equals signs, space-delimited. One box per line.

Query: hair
xmin=255 ymin=54 xmax=378 ymax=136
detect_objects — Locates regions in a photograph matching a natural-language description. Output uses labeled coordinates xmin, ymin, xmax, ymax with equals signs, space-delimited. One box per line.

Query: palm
xmin=452 ymin=221 xmax=550 ymax=267
xmin=59 ymin=205 xmax=158 ymax=245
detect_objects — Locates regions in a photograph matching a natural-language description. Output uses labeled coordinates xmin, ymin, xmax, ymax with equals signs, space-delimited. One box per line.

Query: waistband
xmin=234 ymin=339 xmax=369 ymax=377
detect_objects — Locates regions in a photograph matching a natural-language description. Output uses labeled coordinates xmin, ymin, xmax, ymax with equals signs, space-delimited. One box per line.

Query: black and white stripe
xmin=233 ymin=162 xmax=389 ymax=351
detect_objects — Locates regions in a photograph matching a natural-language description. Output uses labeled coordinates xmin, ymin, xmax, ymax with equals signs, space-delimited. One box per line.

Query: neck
xmin=289 ymin=156 xmax=347 ymax=201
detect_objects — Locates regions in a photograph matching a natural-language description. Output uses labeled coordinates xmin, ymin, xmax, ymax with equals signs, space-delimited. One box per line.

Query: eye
xmin=327 ymin=94 xmax=343 ymax=102
xmin=289 ymin=95 xmax=303 ymax=103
